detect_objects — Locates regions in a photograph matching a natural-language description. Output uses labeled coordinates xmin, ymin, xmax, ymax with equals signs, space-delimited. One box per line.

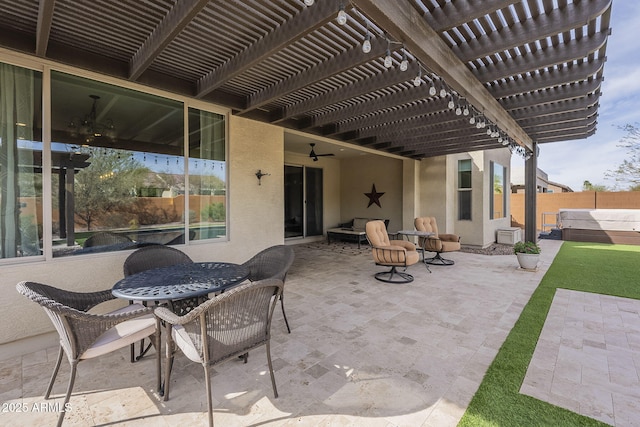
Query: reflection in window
xmin=188 ymin=108 xmax=226 ymax=241
xmin=49 ymin=71 xmax=227 ymax=257
xmin=490 ymin=162 xmax=506 ymax=219
xmin=458 ymin=159 xmax=472 ymax=220
xmin=0 ymin=63 xmax=43 ymax=259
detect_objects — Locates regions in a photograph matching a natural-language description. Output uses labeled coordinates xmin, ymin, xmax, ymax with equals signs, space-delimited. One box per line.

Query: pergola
xmin=0 ymin=0 xmax=612 ymax=240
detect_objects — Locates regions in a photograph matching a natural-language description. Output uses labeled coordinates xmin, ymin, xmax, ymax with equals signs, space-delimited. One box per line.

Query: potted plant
xmin=514 ymin=240 xmax=541 ymax=270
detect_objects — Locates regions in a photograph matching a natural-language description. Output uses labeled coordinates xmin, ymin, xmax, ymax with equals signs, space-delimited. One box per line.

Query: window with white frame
xmin=458 ymin=159 xmax=472 ymax=220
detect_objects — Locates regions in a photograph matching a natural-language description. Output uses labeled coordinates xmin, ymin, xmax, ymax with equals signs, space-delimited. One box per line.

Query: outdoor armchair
xmin=242 ymin=245 xmax=295 ymax=333
xmin=154 ymin=278 xmax=283 ymax=427
xmin=365 ymin=220 xmax=420 ymax=283
xmin=123 ymin=244 xmax=193 ymax=276
xmin=414 ymin=217 xmax=461 ymax=265
xmin=15 ymin=281 xmax=158 ymax=427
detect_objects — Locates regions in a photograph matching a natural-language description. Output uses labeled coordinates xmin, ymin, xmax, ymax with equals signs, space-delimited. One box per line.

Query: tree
xmin=582 ymin=180 xmax=608 ymax=192
xmin=605 ymin=123 xmax=640 ymax=190
xmin=73 ymin=149 xmax=149 ymax=230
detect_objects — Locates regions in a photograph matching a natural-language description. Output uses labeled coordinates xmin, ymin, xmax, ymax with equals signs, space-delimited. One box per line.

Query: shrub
xmin=513 ymin=241 xmax=541 ymax=254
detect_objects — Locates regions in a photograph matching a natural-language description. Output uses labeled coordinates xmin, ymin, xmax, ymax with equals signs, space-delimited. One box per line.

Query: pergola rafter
xmin=0 ymin=0 xmax=613 ymax=159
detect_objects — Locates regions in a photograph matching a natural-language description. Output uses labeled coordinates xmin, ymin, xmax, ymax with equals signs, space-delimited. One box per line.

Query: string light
xmin=399 ymin=48 xmax=408 ymax=71
xmin=428 ymin=80 xmax=437 ymax=96
xmin=337 ymin=4 xmax=348 ymax=25
xmin=413 ymin=69 xmax=422 ymax=86
xmin=384 ymin=49 xmax=393 ymax=68
xmin=362 ymin=30 xmax=371 ymax=53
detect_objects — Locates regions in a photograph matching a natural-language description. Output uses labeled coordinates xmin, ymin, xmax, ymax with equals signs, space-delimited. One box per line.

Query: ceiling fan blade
xmin=316 ymin=153 xmax=335 ymax=157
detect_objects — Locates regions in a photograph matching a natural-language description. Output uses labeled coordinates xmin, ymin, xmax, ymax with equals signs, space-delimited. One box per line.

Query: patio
xmin=1 ymin=239 xmax=570 ymax=426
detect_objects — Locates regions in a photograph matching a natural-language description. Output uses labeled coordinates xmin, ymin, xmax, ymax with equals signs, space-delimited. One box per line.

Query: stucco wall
xmin=0 ymin=116 xmax=285 ymax=348
xmin=340 ymin=154 xmax=404 ymax=232
xmin=420 ymin=149 xmax=512 ymax=248
xmin=418 ymin=156 xmax=448 ymax=227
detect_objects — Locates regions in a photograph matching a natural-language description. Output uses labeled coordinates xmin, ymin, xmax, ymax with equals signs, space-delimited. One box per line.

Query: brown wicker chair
xmin=123 ymin=244 xmax=194 ymax=361
xmin=123 ymin=244 xmax=193 ymax=276
xmin=154 ymin=278 xmax=283 ymax=427
xmin=414 ymin=217 xmax=461 ymax=265
xmin=16 ymin=281 xmax=158 ymax=427
xmin=365 ymin=220 xmax=420 ymax=283
xmin=241 ymin=245 xmax=295 ymax=333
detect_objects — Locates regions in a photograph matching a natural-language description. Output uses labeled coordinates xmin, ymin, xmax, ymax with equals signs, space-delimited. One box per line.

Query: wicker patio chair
xmin=241 ymin=245 xmax=295 ymax=333
xmin=123 ymin=244 xmax=194 ymax=361
xmin=16 ymin=281 xmax=158 ymax=427
xmin=123 ymin=244 xmax=193 ymax=276
xmin=155 ymin=278 xmax=283 ymax=427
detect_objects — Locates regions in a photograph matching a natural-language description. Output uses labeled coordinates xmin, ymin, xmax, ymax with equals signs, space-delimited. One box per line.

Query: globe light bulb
xmin=384 ymin=50 xmax=393 ymax=68
xmin=337 ymin=7 xmax=347 ymax=25
xmin=463 ymin=106 xmax=469 ymax=116
xmin=439 ymin=88 xmax=447 ymax=98
xmin=428 ymin=85 xmax=437 ymax=96
xmin=400 ymin=59 xmax=408 ymax=71
xmin=448 ymin=99 xmax=455 ymax=109
xmin=362 ymin=34 xmax=371 ymax=53
xmin=469 ymin=116 xmax=476 ymax=125
xmin=304 ymin=0 xmax=314 ymax=5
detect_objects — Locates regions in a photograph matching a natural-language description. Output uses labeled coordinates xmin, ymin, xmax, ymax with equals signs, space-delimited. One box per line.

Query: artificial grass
xmin=459 ymin=241 xmax=640 ymax=427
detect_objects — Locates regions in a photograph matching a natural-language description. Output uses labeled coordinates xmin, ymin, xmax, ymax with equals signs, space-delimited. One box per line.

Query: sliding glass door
xmin=284 ymin=165 xmax=323 ymax=239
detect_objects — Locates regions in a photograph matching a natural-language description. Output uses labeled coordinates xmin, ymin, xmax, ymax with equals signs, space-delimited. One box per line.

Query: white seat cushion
xmin=172 ymin=324 xmax=202 ymax=363
xmin=80 ymin=304 xmax=156 ymax=360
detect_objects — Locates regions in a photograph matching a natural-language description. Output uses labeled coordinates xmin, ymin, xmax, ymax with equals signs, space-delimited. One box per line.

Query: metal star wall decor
xmin=364 ymin=183 xmax=385 ymax=208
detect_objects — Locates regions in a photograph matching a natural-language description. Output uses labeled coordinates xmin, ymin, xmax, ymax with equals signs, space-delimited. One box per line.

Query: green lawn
xmin=459 ymin=241 xmax=640 ymax=427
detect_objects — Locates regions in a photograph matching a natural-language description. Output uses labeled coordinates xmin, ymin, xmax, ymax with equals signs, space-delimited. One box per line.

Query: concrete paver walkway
xmin=522 ymin=289 xmax=640 ymax=426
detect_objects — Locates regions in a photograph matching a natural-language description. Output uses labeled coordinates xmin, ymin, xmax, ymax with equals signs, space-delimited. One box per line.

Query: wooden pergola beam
xmin=500 ymin=79 xmax=601 ymax=110
xmin=488 ymin=59 xmax=605 ymax=99
xmin=299 ymin=76 xmax=443 ymax=129
xmin=511 ymin=94 xmax=599 ymax=120
xmin=129 ymin=0 xmax=209 ymax=81
xmin=454 ymin=0 xmax=611 ymax=62
xmin=197 ymin=0 xmax=337 ymax=98
xmin=322 ymin=96 xmax=449 ymax=136
xmin=474 ymin=32 xmax=608 ymax=83
xmin=352 ymin=0 xmax=533 ymax=150
xmin=241 ymin=37 xmax=389 ymax=113
xmin=272 ymin=62 xmax=419 ymax=123
xmin=419 ymin=0 xmax=517 ymax=33
xmin=35 ymin=0 xmax=55 ymax=57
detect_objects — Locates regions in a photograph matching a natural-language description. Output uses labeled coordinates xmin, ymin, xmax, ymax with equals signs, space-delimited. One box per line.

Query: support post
xmin=524 ymin=142 xmax=538 ymax=242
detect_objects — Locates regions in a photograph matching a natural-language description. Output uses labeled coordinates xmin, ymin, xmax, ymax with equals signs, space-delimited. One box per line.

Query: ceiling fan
xmin=309 ymin=143 xmax=335 ymax=161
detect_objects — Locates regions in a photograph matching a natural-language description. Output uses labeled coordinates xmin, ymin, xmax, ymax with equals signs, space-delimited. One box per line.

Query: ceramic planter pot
xmin=516 ymin=252 xmax=539 ymax=270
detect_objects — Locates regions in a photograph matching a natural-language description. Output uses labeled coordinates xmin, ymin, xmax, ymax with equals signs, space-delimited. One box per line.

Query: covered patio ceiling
xmin=0 ymin=0 xmax=611 ymax=160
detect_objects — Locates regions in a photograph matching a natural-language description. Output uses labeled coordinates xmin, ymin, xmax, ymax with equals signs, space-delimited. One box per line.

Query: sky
xmin=512 ymin=1 xmax=640 ymax=192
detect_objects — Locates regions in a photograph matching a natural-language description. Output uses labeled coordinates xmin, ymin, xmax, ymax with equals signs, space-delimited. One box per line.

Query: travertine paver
xmin=1 ymin=240 xmax=562 ymax=426
xmin=522 ymin=289 xmax=640 ymax=426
